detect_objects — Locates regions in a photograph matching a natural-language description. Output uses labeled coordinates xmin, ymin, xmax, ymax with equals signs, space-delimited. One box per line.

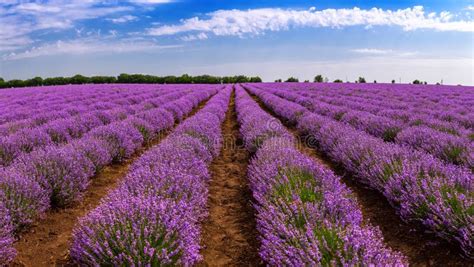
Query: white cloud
xmin=128 ymin=0 xmax=174 ymax=4
xmin=0 ymin=1 xmax=133 ymax=51
xmin=181 ymin=32 xmax=208 ymax=41
xmin=2 ymin=38 xmax=182 ymax=60
xmin=352 ymin=48 xmax=393 ymax=55
xmin=351 ymin=48 xmax=417 ymax=57
xmin=0 ymin=0 xmax=173 ymax=52
xmin=147 ymin=6 xmax=474 ymax=37
xmin=466 ymin=5 xmax=474 ymax=11
xmin=108 ymin=15 xmax=138 ymax=24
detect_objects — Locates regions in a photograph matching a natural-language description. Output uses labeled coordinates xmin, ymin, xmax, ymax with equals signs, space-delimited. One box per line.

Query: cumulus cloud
xmin=108 ymin=15 xmax=138 ymax=24
xmin=128 ymin=0 xmax=174 ymax=4
xmin=181 ymin=32 xmax=208 ymax=41
xmin=0 ymin=1 xmax=132 ymax=51
xmin=0 ymin=0 xmax=171 ymax=52
xmin=147 ymin=6 xmax=474 ymax=37
xmin=2 ymin=38 xmax=182 ymax=60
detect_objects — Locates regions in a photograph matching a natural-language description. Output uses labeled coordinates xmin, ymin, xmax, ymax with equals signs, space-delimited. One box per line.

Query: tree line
xmin=0 ymin=73 xmax=440 ymax=89
xmin=276 ymin=75 xmax=434 ymax=84
xmin=0 ymin=74 xmax=263 ymax=88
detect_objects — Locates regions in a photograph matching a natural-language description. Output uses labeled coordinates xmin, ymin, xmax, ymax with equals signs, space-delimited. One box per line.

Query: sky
xmin=0 ymin=0 xmax=473 ymax=85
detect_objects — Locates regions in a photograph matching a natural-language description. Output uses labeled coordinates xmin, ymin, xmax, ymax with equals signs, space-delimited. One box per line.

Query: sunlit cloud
xmin=148 ymin=6 xmax=474 ymax=37
xmin=2 ymin=37 xmax=182 ymax=60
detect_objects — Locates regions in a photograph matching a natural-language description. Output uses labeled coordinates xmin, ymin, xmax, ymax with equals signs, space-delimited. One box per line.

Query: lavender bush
xmin=69 ymin=137 xmax=113 ymax=172
xmin=396 ymin=126 xmax=473 ymax=169
xmin=0 ymin=192 xmax=16 ymax=264
xmin=12 ymin=146 xmax=95 ymax=207
xmin=235 ymin=86 xmax=406 ymax=265
xmin=71 ymin=195 xmax=197 ymax=265
xmin=71 ymin=86 xmax=231 ymax=265
xmin=245 ymin=84 xmax=474 ymax=258
xmin=0 ymin=169 xmax=49 ymax=230
xmin=0 ymin=85 xmax=220 ymax=247
xmin=87 ymin=122 xmax=144 ymax=162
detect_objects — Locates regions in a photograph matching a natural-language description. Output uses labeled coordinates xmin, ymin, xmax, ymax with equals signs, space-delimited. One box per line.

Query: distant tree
xmin=6 ymin=79 xmax=26 ymax=88
xmin=43 ymin=77 xmax=68 ymax=85
xmin=373 ymin=80 xmax=377 ymax=83
xmin=413 ymin=79 xmax=421 ymax=84
xmin=357 ymin=77 xmax=366 ymax=83
xmin=285 ymin=77 xmax=299 ymax=82
xmin=423 ymin=81 xmax=428 ymax=85
xmin=162 ymin=75 xmax=177 ymax=84
xmin=0 ymin=73 xmax=262 ymax=88
xmin=233 ymin=75 xmax=249 ymax=83
xmin=90 ymin=76 xmax=117 ymax=84
xmin=249 ymin=76 xmax=262 ymax=83
xmin=70 ymin=74 xmax=89 ymax=84
xmin=195 ymin=75 xmax=221 ymax=84
xmin=391 ymin=79 xmax=396 ymax=84
xmin=436 ymin=82 xmax=441 ymax=85
xmin=333 ymin=79 xmax=343 ymax=83
xmin=314 ymin=75 xmax=323 ymax=83
xmin=221 ymin=76 xmax=232 ymax=84
xmin=117 ymin=73 xmax=131 ymax=83
xmin=177 ymin=74 xmax=192 ymax=84
xmin=24 ymin=76 xmax=43 ymax=87
xmin=304 ymin=80 xmax=309 ymax=83
xmin=275 ymin=79 xmax=282 ymax=83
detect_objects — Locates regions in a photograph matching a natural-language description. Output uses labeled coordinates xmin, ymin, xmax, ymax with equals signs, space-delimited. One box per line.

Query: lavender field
xmin=0 ymin=83 xmax=472 ymax=266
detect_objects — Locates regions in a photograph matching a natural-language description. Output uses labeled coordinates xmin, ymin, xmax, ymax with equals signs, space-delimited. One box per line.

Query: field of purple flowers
xmin=0 ymin=82 xmax=472 ymax=265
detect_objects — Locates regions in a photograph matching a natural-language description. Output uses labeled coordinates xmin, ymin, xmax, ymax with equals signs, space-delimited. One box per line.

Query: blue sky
xmin=0 ymin=0 xmax=473 ymax=84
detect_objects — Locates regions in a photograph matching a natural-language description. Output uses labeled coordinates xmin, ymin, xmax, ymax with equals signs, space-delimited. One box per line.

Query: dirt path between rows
xmin=199 ymin=90 xmax=262 ymax=267
xmin=12 ymin=97 xmax=212 ymax=267
xmin=246 ymin=88 xmax=471 ymax=266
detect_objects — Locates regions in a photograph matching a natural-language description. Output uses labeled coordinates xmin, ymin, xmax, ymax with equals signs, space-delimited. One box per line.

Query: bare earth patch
xmin=199 ymin=90 xmax=262 ymax=267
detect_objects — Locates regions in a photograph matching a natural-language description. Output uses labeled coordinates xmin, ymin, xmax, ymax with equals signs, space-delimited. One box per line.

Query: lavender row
xmin=0 ymin=84 xmax=168 ymax=125
xmin=260 ymin=86 xmax=474 ymax=170
xmin=0 ymin=88 xmax=218 ymax=264
xmin=293 ymin=86 xmax=473 ymax=139
xmin=234 ymin=86 xmax=406 ymax=265
xmin=70 ymin=86 xmax=232 ymax=265
xmin=0 ymin=89 xmax=195 ymax=167
xmin=308 ymin=90 xmax=472 ymax=138
xmin=293 ymin=83 xmax=473 ymax=131
xmin=273 ymin=82 xmax=474 ymax=126
xmin=0 ymin=84 xmax=210 ymax=125
xmin=246 ymin=85 xmax=474 ymax=258
xmin=0 ymin=87 xmax=179 ymax=136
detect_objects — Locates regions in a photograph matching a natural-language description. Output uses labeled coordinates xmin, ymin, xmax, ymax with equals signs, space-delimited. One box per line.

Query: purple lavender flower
xmin=69 ymin=137 xmax=113 ymax=172
xmin=245 ymin=82 xmax=474 ymax=257
xmin=396 ymin=126 xmax=473 ymax=169
xmin=87 ymin=122 xmax=143 ymax=162
xmin=235 ymin=86 xmax=407 ymax=265
xmin=13 ymin=146 xmax=95 ymax=207
xmin=0 ymin=168 xmax=50 ymax=230
xmin=7 ymin=127 xmax=52 ymax=154
xmin=0 ymin=192 xmax=16 ymax=264
xmin=71 ymin=195 xmax=201 ymax=266
xmin=70 ymin=86 xmax=230 ymax=265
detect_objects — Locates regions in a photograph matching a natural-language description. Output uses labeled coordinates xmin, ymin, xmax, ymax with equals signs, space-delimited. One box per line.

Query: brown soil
xmin=11 ymin=97 xmax=212 ymax=267
xmin=199 ymin=90 xmax=262 ymax=267
xmin=246 ymin=88 xmax=472 ymax=267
